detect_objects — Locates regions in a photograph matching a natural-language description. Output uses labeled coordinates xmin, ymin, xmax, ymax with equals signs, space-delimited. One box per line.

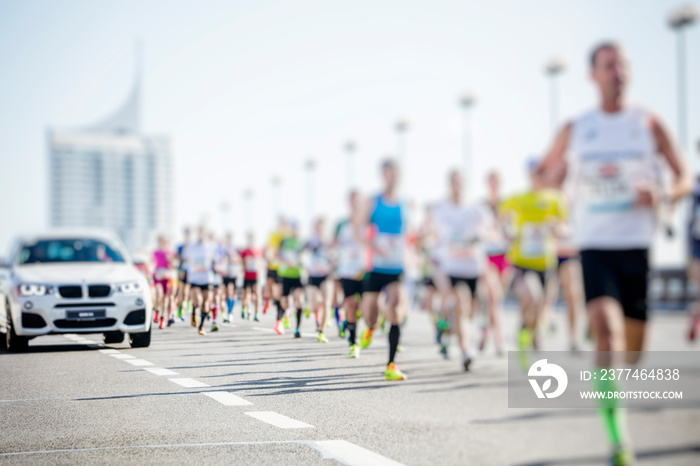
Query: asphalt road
xmin=1 ymin=305 xmax=699 ymax=465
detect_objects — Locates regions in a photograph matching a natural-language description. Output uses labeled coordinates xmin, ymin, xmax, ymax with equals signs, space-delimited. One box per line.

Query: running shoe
xmin=241 ymin=307 xmax=246 ymax=320
xmin=167 ymin=317 xmax=174 ymax=327
xmin=397 ymin=345 xmax=405 ymax=353
xmin=198 ymin=328 xmax=206 ymax=335
xmin=283 ymin=316 xmax=290 ymax=329
xmin=177 ymin=307 xmax=183 ymax=320
xmin=317 ymin=332 xmax=328 ymax=343
xmin=305 ymin=307 xmax=311 ymax=319
xmin=439 ymin=343 xmax=449 ymax=359
xmin=254 ymin=313 xmax=260 ymax=322
xmin=211 ymin=322 xmax=219 ymax=332
xmin=349 ymin=344 xmax=360 ymax=358
xmin=611 ymin=445 xmax=634 ymax=466
xmin=689 ymin=314 xmax=700 ymax=342
xmin=338 ymin=320 xmax=347 ymax=338
xmin=159 ymin=317 xmax=165 ymax=330
xmin=191 ymin=313 xmax=198 ymax=327
xmin=154 ymin=310 xmax=160 ymax=323
xmin=294 ymin=329 xmax=301 ymax=339
xmin=360 ymin=328 xmax=374 ymax=349
xmin=463 ymin=355 xmax=472 ymax=372
xmin=263 ymin=300 xmax=270 ymax=314
xmin=385 ymin=362 xmax=407 ymax=381
xmin=274 ymin=320 xmax=285 ymax=335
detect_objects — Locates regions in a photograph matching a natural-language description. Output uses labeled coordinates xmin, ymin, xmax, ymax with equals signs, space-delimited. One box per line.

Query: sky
xmin=0 ymin=0 xmax=698 ymax=266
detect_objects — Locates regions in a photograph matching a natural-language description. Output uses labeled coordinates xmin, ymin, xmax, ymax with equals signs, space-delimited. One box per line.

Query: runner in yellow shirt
xmin=500 ymin=158 xmax=567 ymax=353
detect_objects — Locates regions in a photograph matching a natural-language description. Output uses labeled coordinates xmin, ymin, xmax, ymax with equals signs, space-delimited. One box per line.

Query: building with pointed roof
xmin=47 ymin=49 xmax=172 ymax=253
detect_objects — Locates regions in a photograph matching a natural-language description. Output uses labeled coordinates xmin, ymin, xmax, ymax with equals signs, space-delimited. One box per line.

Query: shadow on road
xmin=514 ymin=444 xmax=700 ymax=466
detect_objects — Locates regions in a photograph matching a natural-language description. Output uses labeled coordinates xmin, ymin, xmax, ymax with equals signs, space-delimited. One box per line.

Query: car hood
xmin=13 ymin=263 xmax=142 ymax=285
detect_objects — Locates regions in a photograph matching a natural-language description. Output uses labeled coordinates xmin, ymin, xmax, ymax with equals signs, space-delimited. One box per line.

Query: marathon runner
xmin=480 ymin=170 xmax=510 ymax=355
xmin=433 ymin=169 xmax=494 ymax=371
xmin=153 ymin=235 xmax=177 ymax=329
xmin=175 ymin=227 xmax=193 ymax=323
xmin=240 ymin=232 xmax=263 ymax=322
xmin=277 ymin=221 xmax=306 ymax=337
xmin=304 ymin=218 xmax=333 ymax=343
xmin=334 ymin=190 xmax=367 ymax=357
xmin=222 ymin=232 xmax=241 ymax=324
xmin=360 ymin=159 xmax=409 ymax=381
xmin=185 ymin=227 xmax=217 ymax=335
xmin=688 ymin=140 xmax=700 ymax=342
xmin=500 ymin=158 xmax=567 ymax=354
xmin=539 ymin=41 xmax=691 ymax=465
xmin=265 ymin=217 xmax=287 ymax=325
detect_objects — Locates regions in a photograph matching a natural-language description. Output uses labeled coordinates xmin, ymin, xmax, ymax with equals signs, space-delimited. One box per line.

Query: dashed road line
xmin=314 ymin=440 xmax=405 ymax=466
xmin=245 ymin=411 xmax=314 ymax=429
xmin=201 ymin=391 xmax=253 ymax=406
xmin=109 ymin=353 xmax=135 ymax=360
xmin=99 ymin=349 xmax=120 ymax=354
xmin=143 ymin=367 xmax=179 ymax=376
xmin=124 ymin=359 xmax=154 ymax=366
xmin=168 ymin=378 xmax=210 ymax=388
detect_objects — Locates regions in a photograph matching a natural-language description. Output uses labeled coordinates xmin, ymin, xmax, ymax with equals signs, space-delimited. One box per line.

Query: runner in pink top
xmin=153 ymin=235 xmax=176 ymax=328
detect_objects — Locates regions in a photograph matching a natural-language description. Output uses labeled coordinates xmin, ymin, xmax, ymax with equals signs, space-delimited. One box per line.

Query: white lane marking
xmin=124 ymin=359 xmax=154 ymax=366
xmin=168 ymin=378 xmax=210 ymax=388
xmin=144 ymin=367 xmax=179 ymax=376
xmin=252 ymin=327 xmax=275 ymax=333
xmin=99 ymin=349 xmax=120 ymax=354
xmin=245 ymin=411 xmax=314 ymax=429
xmin=110 ymin=353 xmax=135 ymax=360
xmin=0 ymin=440 xmax=405 ymax=464
xmin=201 ymin=391 xmax=253 ymax=406
xmin=313 ymin=440 xmax=405 ymax=466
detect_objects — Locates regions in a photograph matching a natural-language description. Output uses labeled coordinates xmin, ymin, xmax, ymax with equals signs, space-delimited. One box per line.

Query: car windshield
xmin=18 ymin=238 xmax=126 ymax=265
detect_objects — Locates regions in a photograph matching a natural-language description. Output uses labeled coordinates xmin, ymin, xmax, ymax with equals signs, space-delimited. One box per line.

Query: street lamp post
xmin=344 ymin=141 xmax=356 ymax=192
xmin=243 ymin=189 xmax=254 ymax=234
xmin=219 ymin=201 xmax=232 ymax=234
xmin=270 ymin=175 xmax=282 ymax=220
xmin=545 ymin=56 xmax=567 ymax=133
xmin=304 ymin=158 xmax=317 ymax=231
xmin=459 ymin=93 xmax=477 ymax=189
xmin=668 ymin=4 xmax=697 ymax=153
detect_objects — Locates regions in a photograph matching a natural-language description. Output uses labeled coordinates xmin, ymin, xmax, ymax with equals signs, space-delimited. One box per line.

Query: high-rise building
xmin=47 ymin=62 xmax=173 ymax=253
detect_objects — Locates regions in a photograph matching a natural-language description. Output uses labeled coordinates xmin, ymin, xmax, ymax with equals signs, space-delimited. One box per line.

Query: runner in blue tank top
xmin=359 ymin=159 xmax=408 ymax=381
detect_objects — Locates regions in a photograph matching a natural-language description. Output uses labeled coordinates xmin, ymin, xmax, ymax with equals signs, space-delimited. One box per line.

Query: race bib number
xmin=191 ymin=257 xmax=208 ymax=273
xmin=374 ymin=233 xmax=403 ymax=269
xmin=154 ymin=267 xmax=173 ymax=281
xmin=244 ymin=256 xmax=257 ymax=273
xmin=520 ymin=222 xmax=547 ymax=259
xmin=282 ymin=250 xmax=299 ymax=268
xmin=580 ymin=158 xmax=637 ymax=213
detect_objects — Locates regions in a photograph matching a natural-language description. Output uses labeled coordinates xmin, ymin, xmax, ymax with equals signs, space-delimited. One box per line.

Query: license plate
xmin=66 ymin=309 xmax=106 ymax=321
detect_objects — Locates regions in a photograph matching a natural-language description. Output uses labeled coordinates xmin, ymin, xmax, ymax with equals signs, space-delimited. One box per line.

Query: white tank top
xmin=567 ymin=106 xmax=660 ymax=250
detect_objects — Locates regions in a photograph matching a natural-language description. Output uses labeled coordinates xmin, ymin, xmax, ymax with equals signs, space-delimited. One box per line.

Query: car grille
xmin=54 ymin=318 xmax=117 ymax=329
xmin=88 ymin=285 xmax=112 ymax=298
xmin=58 ymin=286 xmax=82 ymax=298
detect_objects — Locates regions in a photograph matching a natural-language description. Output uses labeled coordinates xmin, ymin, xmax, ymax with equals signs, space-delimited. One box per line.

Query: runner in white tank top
xmin=539 ymin=42 xmax=691 ymax=466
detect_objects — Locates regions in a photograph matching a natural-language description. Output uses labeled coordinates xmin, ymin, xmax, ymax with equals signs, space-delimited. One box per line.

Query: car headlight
xmin=117 ymin=281 xmax=143 ymax=293
xmin=17 ymin=284 xmax=55 ymax=297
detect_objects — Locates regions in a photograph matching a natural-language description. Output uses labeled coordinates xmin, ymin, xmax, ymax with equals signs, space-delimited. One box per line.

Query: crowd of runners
xmin=131 ymin=42 xmax=699 ymax=465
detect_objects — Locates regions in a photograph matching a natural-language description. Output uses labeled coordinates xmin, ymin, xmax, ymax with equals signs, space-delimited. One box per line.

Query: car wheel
xmin=7 ymin=312 xmax=29 ymax=352
xmin=103 ymin=331 xmax=125 ymax=344
xmin=129 ymin=326 xmax=151 ymax=348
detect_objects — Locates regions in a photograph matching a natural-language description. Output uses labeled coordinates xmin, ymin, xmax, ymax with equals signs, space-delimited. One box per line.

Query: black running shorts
xmin=340 ymin=278 xmax=364 ymax=299
xmin=580 ymin=249 xmax=649 ymax=322
xmin=364 ymin=272 xmax=401 ymax=294
xmin=282 ymin=277 xmax=303 ymax=296
xmin=449 ymin=276 xmax=478 ymax=295
xmin=307 ymin=275 xmax=328 ymax=288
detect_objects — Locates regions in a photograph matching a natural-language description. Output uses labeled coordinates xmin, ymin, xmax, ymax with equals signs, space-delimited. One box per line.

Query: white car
xmin=0 ymin=229 xmax=152 ymax=352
